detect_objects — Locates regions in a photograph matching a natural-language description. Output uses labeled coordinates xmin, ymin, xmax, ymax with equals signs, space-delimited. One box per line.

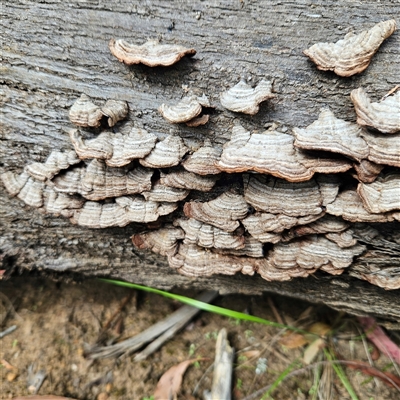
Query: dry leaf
xmin=307 ymin=322 xmax=332 ymax=337
xmin=280 ymin=332 xmax=308 ymax=349
xmin=154 ymin=359 xmax=196 ymax=400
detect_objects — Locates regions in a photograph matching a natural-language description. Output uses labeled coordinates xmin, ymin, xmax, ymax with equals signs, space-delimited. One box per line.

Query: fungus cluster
xmin=2 ymin=21 xmax=399 ymax=290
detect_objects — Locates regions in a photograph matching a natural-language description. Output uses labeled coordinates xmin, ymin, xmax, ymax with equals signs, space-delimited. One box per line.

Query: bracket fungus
xmin=357 ymin=173 xmax=400 ymax=214
xmin=53 ymin=160 xmax=153 ymax=201
xmin=175 ymin=218 xmax=246 ymax=250
xmin=360 ymin=130 xmax=400 ymax=168
xmin=1 ymin=171 xmax=84 ymax=216
xmin=131 ymin=226 xmax=185 ymax=257
xmin=159 ymin=94 xmax=210 ymax=125
xmin=69 ymin=94 xmax=103 ymax=128
xmin=183 ymin=191 xmax=248 ymax=232
xmin=160 ymin=169 xmax=217 ymax=191
xmin=220 ymin=79 xmax=275 ymax=115
xmin=24 ymin=150 xmax=80 ymax=182
xmin=139 ymin=135 xmax=188 ymax=168
xmin=303 ymin=19 xmax=397 ymax=77
xmin=264 ymin=236 xmax=366 ymax=274
xmin=69 ymin=127 xmax=157 ymax=167
xmin=167 ymin=243 xmax=257 ymax=277
xmin=109 ymin=38 xmax=196 ymax=66
xmin=350 ymin=88 xmax=400 ymax=134
xmin=244 ymin=175 xmax=336 ymax=217
xmin=70 ymin=196 xmax=178 ymax=228
xmin=182 ymin=141 xmax=222 ymax=175
xmin=101 ymin=100 xmax=129 ymax=127
xmin=217 ymin=125 xmax=352 ymax=182
xmin=142 ymin=181 xmax=190 ymax=203
xmin=353 ymin=160 xmax=384 ymax=183
xmin=326 ymin=189 xmax=400 ymax=223
xmin=242 ymin=212 xmax=324 ymax=241
xmin=293 ymin=109 xmax=369 ymax=162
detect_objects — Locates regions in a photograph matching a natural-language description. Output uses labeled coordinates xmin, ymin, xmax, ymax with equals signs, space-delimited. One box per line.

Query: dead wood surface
xmin=1 ymin=1 xmax=400 ymax=322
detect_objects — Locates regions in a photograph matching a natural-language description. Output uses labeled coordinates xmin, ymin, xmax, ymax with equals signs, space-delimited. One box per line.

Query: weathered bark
xmin=1 ymin=1 xmax=399 ymax=323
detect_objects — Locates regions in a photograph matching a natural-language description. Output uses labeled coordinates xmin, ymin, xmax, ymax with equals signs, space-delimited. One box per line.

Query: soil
xmin=1 ymin=275 xmax=399 ymax=400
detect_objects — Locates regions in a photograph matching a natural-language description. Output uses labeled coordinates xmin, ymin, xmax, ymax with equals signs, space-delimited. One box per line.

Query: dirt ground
xmin=1 ymin=275 xmax=399 ymax=400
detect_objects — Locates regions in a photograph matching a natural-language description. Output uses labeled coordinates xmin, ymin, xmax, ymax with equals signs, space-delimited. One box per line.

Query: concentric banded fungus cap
xmin=101 ymin=100 xmax=129 ymax=127
xmin=353 ymin=160 xmax=384 ymax=183
xmin=69 ymin=127 xmax=157 ymax=167
xmin=244 ymin=175 xmax=329 ymax=217
xmin=183 ymin=191 xmax=248 ymax=232
xmin=265 ymin=236 xmax=366 ymax=273
xmin=326 ymin=189 xmax=399 ymax=222
xmin=109 ymin=38 xmax=196 ymax=66
xmin=139 ymin=135 xmax=188 ymax=168
xmin=24 ymin=150 xmax=80 ymax=182
xmin=303 ymin=19 xmax=397 ymax=77
xmin=142 ymin=181 xmax=190 ymax=203
xmin=350 ymin=88 xmax=400 ymax=134
xmin=1 ymin=171 xmax=83 ymax=215
xmin=220 ymin=79 xmax=275 ymax=115
xmin=159 ymin=95 xmax=210 ymax=124
xmin=131 ymin=226 xmax=185 ymax=256
xmin=70 ymin=196 xmax=178 ymax=228
xmin=175 ymin=218 xmax=246 ymax=250
xmin=69 ymin=94 xmax=103 ymax=128
xmin=217 ymin=125 xmax=351 ymax=182
xmin=242 ymin=212 xmax=324 ymax=240
xmin=53 ymin=160 xmax=153 ymax=201
xmin=293 ymin=109 xmax=369 ymax=162
xmin=357 ymin=172 xmax=400 ymax=214
xmin=160 ymin=169 xmax=217 ymax=191
xmin=361 ymin=130 xmax=400 ymax=167
xmin=182 ymin=141 xmax=222 ymax=175
xmin=167 ymin=243 xmax=257 ymax=277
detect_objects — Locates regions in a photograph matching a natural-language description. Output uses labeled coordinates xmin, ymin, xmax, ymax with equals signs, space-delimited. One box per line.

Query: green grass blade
xmin=324 ymin=348 xmax=359 ymax=400
xmin=99 ymin=278 xmax=309 ymax=334
xmin=261 ymin=359 xmax=301 ymax=399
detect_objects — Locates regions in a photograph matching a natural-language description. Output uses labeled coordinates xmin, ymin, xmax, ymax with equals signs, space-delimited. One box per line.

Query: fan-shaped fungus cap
xmin=109 ymin=38 xmax=196 ymax=66
xmin=167 ymin=243 xmax=257 ymax=277
xmin=220 ymin=79 xmax=275 ymax=115
xmin=353 ymin=160 xmax=384 ymax=183
xmin=357 ymin=172 xmax=400 ymax=214
xmin=244 ymin=175 xmax=335 ymax=217
xmin=217 ymin=125 xmax=352 ymax=182
xmin=182 ymin=141 xmax=222 ymax=175
xmin=326 ymin=189 xmax=399 ymax=222
xmin=183 ymin=191 xmax=249 ymax=232
xmin=142 ymin=181 xmax=190 ymax=203
xmin=101 ymin=100 xmax=129 ymax=127
xmin=175 ymin=218 xmax=246 ymax=250
xmin=159 ymin=95 xmax=210 ymax=124
xmin=293 ymin=109 xmax=369 ymax=162
xmin=69 ymin=127 xmax=157 ymax=167
xmin=303 ymin=19 xmax=397 ymax=77
xmin=350 ymin=88 xmax=400 ymax=134
xmin=54 ymin=160 xmax=153 ymax=201
xmin=24 ymin=150 xmax=80 ymax=182
xmin=69 ymin=94 xmax=103 ymax=128
xmin=132 ymin=226 xmax=185 ymax=256
xmin=361 ymin=130 xmax=400 ymax=168
xmin=160 ymin=170 xmax=217 ymax=191
xmin=70 ymin=196 xmax=178 ymax=228
xmin=139 ymin=135 xmax=188 ymax=168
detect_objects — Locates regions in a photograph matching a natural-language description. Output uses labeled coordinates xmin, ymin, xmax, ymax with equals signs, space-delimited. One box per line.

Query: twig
xmin=86 ymin=290 xmax=217 ymax=359
xmin=267 ymin=296 xmax=284 ymax=325
xmin=210 ymin=328 xmax=234 ymax=400
xmin=0 ymin=325 xmax=17 ymax=338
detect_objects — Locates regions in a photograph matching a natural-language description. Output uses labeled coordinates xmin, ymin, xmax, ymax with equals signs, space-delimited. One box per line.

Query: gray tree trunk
xmin=1 ymin=1 xmax=399 ymax=324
